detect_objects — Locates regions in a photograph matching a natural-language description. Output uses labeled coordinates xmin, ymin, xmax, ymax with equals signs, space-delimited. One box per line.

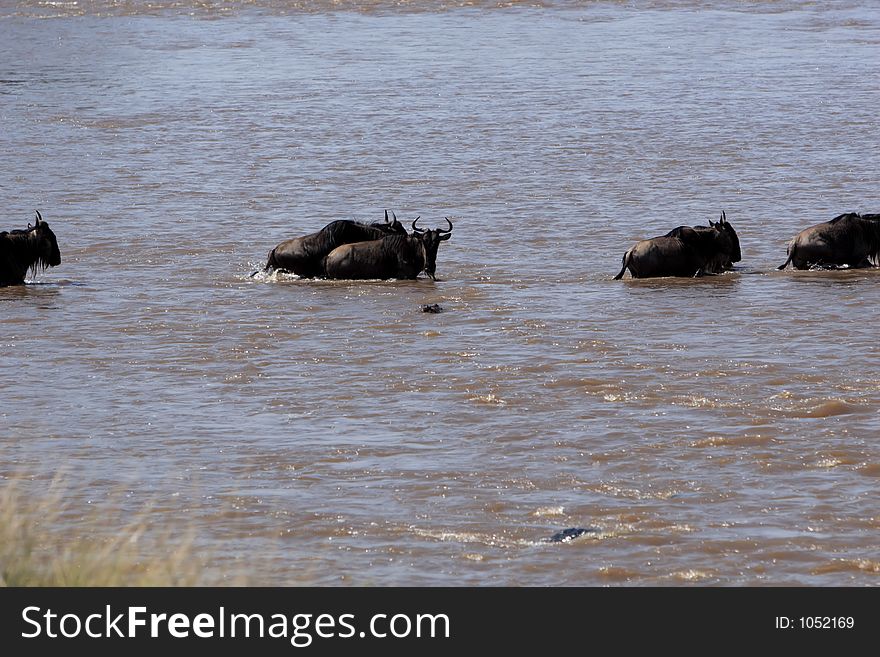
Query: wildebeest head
xmin=370 ymin=210 xmax=407 ymax=235
xmin=411 ymin=217 xmax=453 ymax=280
xmin=708 ymin=211 xmax=741 ymax=264
xmin=31 ymin=210 xmax=62 ymax=269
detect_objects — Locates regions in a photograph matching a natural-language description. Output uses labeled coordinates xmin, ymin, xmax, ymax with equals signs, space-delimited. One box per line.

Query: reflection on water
xmin=1 ymin=1 xmax=880 ymax=585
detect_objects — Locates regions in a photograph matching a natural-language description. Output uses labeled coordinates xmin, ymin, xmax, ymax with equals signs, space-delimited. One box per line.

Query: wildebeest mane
xmin=1 ymin=225 xmax=55 ymax=280
xmin=662 ymin=225 xmax=715 ymax=249
xmin=375 ymin=234 xmax=412 ymax=251
xmin=826 ymin=213 xmax=880 ymax=265
xmin=860 ymin=215 xmax=880 ymax=265
xmin=307 ymin=220 xmax=389 ymax=257
xmin=664 ymin=226 xmax=689 ymax=239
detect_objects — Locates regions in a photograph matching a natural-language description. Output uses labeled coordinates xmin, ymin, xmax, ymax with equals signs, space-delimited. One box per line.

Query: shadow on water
xmin=772 ymin=268 xmax=880 ymax=287
xmin=616 ymin=272 xmax=743 ymax=290
xmin=615 ymin=265 xmax=880 ymax=292
xmin=27 ymin=279 xmax=85 ymax=286
xmin=0 ymin=280 xmax=83 ymax=301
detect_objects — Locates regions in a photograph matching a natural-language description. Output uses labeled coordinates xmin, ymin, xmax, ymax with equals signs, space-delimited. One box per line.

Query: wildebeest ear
xmin=438 ymin=232 xmax=452 ymax=241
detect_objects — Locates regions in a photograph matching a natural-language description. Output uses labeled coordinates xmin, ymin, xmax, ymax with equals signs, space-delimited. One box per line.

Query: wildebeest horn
xmin=720 ymin=210 xmax=727 ymax=224
xmin=392 ymin=211 xmax=398 ymax=223
xmin=412 ymin=217 xmax=424 ymax=233
xmin=384 ymin=209 xmax=389 ymax=223
xmin=438 ymin=217 xmax=453 ymax=234
xmin=35 ymin=210 xmax=43 ymax=225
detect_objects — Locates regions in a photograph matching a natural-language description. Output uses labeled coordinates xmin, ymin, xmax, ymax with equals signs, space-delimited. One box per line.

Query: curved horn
xmin=438 ymin=217 xmax=453 ymax=234
xmin=412 ymin=216 xmax=424 ymax=233
xmin=384 ymin=209 xmax=389 ymax=223
xmin=720 ymin=210 xmax=727 ymax=224
xmin=34 ymin=210 xmax=43 ymax=225
xmin=392 ymin=211 xmax=398 ymax=223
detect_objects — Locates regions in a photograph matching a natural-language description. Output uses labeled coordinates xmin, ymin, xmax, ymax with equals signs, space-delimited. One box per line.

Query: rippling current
xmin=1 ymin=1 xmax=879 ymax=585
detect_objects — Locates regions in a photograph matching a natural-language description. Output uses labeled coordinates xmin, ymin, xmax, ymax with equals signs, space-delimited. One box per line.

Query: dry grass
xmin=0 ymin=474 xmax=205 ymax=586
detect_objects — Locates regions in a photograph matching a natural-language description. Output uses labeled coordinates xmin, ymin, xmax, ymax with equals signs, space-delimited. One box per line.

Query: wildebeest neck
xmin=323 ymin=220 xmax=388 ymax=247
xmin=1 ymin=226 xmax=59 ymax=284
xmin=856 ymin=215 xmax=880 ymax=263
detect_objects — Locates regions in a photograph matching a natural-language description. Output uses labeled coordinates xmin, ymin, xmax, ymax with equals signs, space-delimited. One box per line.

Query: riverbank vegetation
xmin=0 ymin=476 xmax=203 ymax=586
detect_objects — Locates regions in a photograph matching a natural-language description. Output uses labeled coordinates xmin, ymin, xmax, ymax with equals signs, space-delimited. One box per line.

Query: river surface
xmin=1 ymin=0 xmax=879 ymax=585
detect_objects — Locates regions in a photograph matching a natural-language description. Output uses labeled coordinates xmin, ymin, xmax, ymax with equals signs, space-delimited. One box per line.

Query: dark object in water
xmin=422 ymin=303 xmax=443 ymax=313
xmin=613 ymin=211 xmax=741 ymax=279
xmin=545 ymin=527 xmax=596 ymax=543
xmin=1 ymin=210 xmax=62 ymax=286
xmin=777 ymin=212 xmax=880 ymax=270
xmin=323 ymin=217 xmax=453 ymax=281
xmin=259 ymin=210 xmax=407 ymax=278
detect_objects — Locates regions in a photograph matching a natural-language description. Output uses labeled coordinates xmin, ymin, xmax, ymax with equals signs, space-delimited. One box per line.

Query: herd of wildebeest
xmin=3 ymin=208 xmax=880 ymax=287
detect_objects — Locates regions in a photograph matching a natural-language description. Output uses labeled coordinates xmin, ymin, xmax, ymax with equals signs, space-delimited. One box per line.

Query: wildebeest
xmin=260 ymin=210 xmax=407 ymax=278
xmin=322 ymin=218 xmax=453 ymax=280
xmin=1 ymin=210 xmax=62 ymax=286
xmin=685 ymin=212 xmax=742 ymax=273
xmin=776 ymin=212 xmax=880 ymax=270
xmin=613 ymin=212 xmax=741 ymax=280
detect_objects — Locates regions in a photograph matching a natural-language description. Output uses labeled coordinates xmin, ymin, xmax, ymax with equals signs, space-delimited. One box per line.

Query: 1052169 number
xmin=799 ymin=617 xmax=854 ymax=629
xmin=776 ymin=617 xmax=855 ymax=629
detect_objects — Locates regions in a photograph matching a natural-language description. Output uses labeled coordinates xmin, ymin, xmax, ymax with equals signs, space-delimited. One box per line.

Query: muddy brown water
xmin=2 ymin=1 xmax=879 ymax=585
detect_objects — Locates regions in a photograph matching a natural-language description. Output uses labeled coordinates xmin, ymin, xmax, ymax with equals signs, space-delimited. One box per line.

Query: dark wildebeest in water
xmin=322 ymin=218 xmax=453 ymax=280
xmin=260 ymin=210 xmax=407 ymax=278
xmin=613 ymin=212 xmax=741 ymax=279
xmin=776 ymin=212 xmax=880 ymax=270
xmin=686 ymin=213 xmax=742 ymax=273
xmin=0 ymin=211 xmax=62 ymax=286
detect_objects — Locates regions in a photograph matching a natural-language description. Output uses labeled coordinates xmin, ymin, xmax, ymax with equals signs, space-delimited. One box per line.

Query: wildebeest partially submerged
xmin=261 ymin=210 xmax=407 ymax=278
xmin=776 ymin=212 xmax=880 ymax=270
xmin=0 ymin=210 xmax=62 ymax=286
xmin=613 ymin=212 xmax=741 ymax=279
xmin=322 ymin=218 xmax=453 ymax=280
xmin=685 ymin=214 xmax=742 ymax=273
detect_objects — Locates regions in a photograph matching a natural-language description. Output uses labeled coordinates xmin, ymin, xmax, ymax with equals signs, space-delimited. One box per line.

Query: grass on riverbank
xmin=0 ymin=476 xmax=203 ymax=586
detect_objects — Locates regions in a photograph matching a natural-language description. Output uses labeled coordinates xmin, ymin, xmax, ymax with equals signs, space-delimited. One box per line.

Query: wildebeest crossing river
xmin=2 ymin=1 xmax=880 ymax=585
